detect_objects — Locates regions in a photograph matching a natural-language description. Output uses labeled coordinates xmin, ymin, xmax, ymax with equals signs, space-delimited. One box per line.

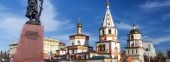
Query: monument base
xmin=13 ymin=24 xmax=44 ymax=62
xmin=26 ymin=20 xmax=41 ymax=25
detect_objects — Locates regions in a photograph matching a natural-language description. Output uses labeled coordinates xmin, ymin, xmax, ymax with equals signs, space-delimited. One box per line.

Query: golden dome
xmin=129 ymin=24 xmax=140 ymax=34
xmin=129 ymin=29 xmax=140 ymax=34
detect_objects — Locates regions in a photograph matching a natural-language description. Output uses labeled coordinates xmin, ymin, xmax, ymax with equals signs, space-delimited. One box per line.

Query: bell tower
xmin=125 ymin=24 xmax=144 ymax=62
xmin=99 ymin=0 xmax=117 ymax=42
xmin=96 ymin=0 xmax=121 ymax=61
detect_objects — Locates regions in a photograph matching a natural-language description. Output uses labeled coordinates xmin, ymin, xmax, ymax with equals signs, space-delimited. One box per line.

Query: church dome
xmin=129 ymin=29 xmax=140 ymax=34
xmin=129 ymin=24 xmax=141 ymax=34
xmin=77 ymin=23 xmax=82 ymax=27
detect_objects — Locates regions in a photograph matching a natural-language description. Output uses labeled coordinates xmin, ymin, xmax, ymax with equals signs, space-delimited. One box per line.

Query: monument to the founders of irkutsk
xmin=13 ymin=0 xmax=44 ymax=62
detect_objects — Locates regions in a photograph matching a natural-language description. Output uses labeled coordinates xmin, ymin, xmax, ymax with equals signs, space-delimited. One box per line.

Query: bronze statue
xmin=26 ymin=0 xmax=43 ymax=25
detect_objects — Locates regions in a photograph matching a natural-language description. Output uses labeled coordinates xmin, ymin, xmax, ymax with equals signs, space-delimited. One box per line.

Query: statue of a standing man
xmin=26 ymin=0 xmax=43 ymax=25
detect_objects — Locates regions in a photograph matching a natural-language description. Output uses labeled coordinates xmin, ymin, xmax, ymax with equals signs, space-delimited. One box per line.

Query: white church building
xmin=55 ymin=1 xmax=121 ymax=62
xmin=54 ymin=0 xmax=157 ymax=62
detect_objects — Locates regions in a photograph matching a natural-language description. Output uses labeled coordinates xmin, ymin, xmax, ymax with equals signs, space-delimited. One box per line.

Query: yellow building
xmin=9 ymin=38 xmax=66 ymax=60
xmin=9 ymin=42 xmax=18 ymax=61
xmin=43 ymin=38 xmax=66 ymax=59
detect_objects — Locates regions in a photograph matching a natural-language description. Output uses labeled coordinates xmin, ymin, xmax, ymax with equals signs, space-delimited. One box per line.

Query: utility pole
xmin=148 ymin=43 xmax=150 ymax=62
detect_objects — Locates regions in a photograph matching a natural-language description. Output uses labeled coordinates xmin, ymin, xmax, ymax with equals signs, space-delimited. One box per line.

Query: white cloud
xmin=145 ymin=36 xmax=170 ymax=44
xmin=143 ymin=36 xmax=149 ymax=39
xmin=41 ymin=0 xmax=74 ymax=32
xmin=49 ymin=34 xmax=72 ymax=46
xmin=165 ymin=29 xmax=170 ymax=32
xmin=116 ymin=22 xmax=141 ymax=30
xmin=141 ymin=0 xmax=170 ymax=10
xmin=0 ymin=0 xmax=74 ymax=50
xmin=0 ymin=16 xmax=25 ymax=36
xmin=116 ymin=22 xmax=132 ymax=30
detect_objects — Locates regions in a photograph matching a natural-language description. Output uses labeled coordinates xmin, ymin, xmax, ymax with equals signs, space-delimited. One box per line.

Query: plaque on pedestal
xmin=13 ymin=24 xmax=44 ymax=62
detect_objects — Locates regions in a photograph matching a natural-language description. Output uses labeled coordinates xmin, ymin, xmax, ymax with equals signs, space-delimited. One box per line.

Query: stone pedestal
xmin=13 ymin=24 xmax=44 ymax=62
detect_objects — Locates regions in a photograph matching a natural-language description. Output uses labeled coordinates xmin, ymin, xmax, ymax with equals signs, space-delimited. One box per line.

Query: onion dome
xmin=129 ymin=24 xmax=140 ymax=34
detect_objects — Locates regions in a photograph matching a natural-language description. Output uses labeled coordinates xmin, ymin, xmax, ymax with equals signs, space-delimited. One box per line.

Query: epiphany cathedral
xmin=7 ymin=0 xmax=157 ymax=62
xmin=55 ymin=1 xmax=148 ymax=62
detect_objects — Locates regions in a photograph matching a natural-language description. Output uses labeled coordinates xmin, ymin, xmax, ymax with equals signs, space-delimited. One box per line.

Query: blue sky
xmin=0 ymin=0 xmax=170 ymax=52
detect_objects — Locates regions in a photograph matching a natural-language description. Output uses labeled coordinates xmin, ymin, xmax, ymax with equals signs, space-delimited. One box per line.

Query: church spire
xmin=78 ymin=17 xmax=81 ymax=24
xmin=133 ymin=24 xmax=136 ymax=29
xmin=99 ymin=0 xmax=118 ymax=41
xmin=77 ymin=17 xmax=82 ymax=34
xmin=107 ymin=0 xmax=110 ymax=8
xmin=102 ymin=0 xmax=115 ymax=27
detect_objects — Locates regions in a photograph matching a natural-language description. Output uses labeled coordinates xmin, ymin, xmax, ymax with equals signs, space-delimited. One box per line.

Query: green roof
xmin=89 ymin=56 xmax=109 ymax=60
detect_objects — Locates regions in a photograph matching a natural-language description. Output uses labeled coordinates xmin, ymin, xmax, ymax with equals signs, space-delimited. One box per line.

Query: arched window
xmin=97 ymin=45 xmax=100 ymax=51
xmin=103 ymin=44 xmax=106 ymax=52
xmin=72 ymin=43 xmax=74 ymax=45
xmin=78 ymin=40 xmax=80 ymax=45
xmin=100 ymin=45 xmax=103 ymax=51
xmin=108 ymin=23 xmax=110 ymax=25
xmin=72 ymin=50 xmax=74 ymax=54
xmin=131 ymin=35 xmax=134 ymax=39
xmin=108 ymin=29 xmax=112 ymax=34
xmin=98 ymin=44 xmax=102 ymax=51
xmin=114 ymin=48 xmax=118 ymax=59
xmin=101 ymin=45 xmax=103 ymax=51
xmin=115 ymin=47 xmax=118 ymax=53
xmin=84 ymin=55 xmax=86 ymax=59
xmin=102 ymin=29 xmax=105 ymax=35
xmin=127 ymin=50 xmax=129 ymax=54
xmin=131 ymin=44 xmax=134 ymax=47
